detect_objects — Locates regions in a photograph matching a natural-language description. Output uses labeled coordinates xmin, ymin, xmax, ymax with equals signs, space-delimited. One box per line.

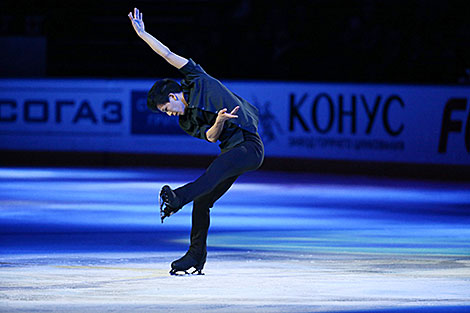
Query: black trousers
xmin=174 ymin=131 xmax=264 ymax=259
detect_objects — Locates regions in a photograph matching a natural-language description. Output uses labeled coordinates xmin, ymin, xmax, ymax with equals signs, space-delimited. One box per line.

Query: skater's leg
xmin=174 ymin=141 xmax=263 ymax=207
xmin=171 ymin=175 xmax=238 ymax=273
xmin=189 ymin=175 xmax=238 ymax=258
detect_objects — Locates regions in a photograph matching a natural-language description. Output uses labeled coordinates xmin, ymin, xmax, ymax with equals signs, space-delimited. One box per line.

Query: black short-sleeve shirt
xmin=178 ymin=59 xmax=260 ymax=151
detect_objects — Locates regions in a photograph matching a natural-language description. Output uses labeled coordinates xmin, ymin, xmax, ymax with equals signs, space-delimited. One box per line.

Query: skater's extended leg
xmin=174 ymin=139 xmax=263 ymax=207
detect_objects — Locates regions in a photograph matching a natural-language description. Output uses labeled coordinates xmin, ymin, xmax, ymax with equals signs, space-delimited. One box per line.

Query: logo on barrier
xmin=130 ymin=91 xmax=185 ymax=135
xmin=253 ymin=98 xmax=283 ymax=144
xmin=289 ymin=93 xmax=405 ymax=136
xmin=286 ymin=92 xmax=406 ymax=153
xmin=438 ymin=98 xmax=470 ymax=154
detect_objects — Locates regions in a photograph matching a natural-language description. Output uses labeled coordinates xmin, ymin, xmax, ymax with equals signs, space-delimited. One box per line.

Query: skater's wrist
xmin=138 ymin=31 xmax=150 ymax=40
xmin=206 ymin=119 xmax=225 ymax=143
xmin=214 ymin=117 xmax=226 ymax=126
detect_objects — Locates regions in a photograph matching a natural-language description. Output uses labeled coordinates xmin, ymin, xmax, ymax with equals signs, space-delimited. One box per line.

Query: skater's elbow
xmin=205 ymin=128 xmax=220 ymax=143
xmin=206 ymin=136 xmax=218 ymax=143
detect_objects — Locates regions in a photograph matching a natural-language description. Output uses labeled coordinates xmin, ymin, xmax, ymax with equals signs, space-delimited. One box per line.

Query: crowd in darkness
xmin=2 ymin=0 xmax=470 ymax=84
xmin=214 ymin=0 xmax=470 ymax=83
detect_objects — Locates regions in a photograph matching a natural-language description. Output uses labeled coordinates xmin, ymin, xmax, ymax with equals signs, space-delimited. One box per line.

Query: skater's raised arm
xmin=128 ymin=8 xmax=188 ymax=69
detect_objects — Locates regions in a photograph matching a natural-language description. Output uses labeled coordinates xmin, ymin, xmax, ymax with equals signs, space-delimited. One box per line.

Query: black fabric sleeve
xmin=179 ymin=59 xmax=207 ymax=80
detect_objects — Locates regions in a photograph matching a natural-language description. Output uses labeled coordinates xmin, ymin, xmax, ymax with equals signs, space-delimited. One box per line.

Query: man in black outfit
xmin=129 ymin=8 xmax=264 ymax=275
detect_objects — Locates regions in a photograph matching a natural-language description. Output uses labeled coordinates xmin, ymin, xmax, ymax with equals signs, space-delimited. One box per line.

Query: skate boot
xmin=159 ymin=185 xmax=182 ymax=223
xmin=169 ymin=250 xmax=207 ymax=276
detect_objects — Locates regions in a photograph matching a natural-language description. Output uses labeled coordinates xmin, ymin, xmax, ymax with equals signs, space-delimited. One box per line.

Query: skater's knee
xmin=194 ymin=196 xmax=214 ymax=209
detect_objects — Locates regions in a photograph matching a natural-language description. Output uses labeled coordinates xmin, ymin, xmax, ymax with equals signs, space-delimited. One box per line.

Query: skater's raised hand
xmin=128 ymin=8 xmax=145 ymax=37
xmin=216 ymin=106 xmax=239 ymax=123
xmin=127 ymin=8 xmax=188 ymax=69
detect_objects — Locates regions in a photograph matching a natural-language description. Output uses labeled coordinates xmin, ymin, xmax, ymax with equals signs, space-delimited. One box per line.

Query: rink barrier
xmin=0 ymin=78 xmax=469 ymax=167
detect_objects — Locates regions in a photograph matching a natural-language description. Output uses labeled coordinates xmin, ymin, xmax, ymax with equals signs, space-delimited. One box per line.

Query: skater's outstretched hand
xmin=127 ymin=7 xmax=188 ymax=69
xmin=216 ymin=106 xmax=239 ymax=123
xmin=128 ymin=8 xmax=145 ymax=37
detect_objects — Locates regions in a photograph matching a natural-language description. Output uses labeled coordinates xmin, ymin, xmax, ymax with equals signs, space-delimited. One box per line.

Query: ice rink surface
xmin=1 ymin=167 xmax=470 ymax=313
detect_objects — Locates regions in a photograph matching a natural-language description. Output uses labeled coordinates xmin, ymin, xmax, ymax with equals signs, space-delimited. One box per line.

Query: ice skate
xmin=169 ymin=251 xmax=206 ymax=276
xmin=159 ymin=185 xmax=182 ymax=223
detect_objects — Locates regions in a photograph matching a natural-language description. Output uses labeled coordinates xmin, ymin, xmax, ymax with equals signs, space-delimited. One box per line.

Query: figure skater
xmin=129 ymin=8 xmax=264 ymax=275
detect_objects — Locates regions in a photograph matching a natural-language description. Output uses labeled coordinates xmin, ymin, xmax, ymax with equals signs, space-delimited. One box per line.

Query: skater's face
xmin=158 ymin=93 xmax=186 ymax=116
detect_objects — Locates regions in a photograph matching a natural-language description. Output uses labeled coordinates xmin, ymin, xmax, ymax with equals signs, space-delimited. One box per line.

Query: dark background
xmin=2 ymin=0 xmax=470 ymax=84
xmin=1 ymin=0 xmax=469 ymax=180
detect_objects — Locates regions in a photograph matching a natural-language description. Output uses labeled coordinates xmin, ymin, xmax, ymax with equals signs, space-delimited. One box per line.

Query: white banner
xmin=0 ymin=79 xmax=469 ymax=165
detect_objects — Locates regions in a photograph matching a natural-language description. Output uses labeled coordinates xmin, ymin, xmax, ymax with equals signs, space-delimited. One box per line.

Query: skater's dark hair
xmin=147 ymin=78 xmax=182 ymax=112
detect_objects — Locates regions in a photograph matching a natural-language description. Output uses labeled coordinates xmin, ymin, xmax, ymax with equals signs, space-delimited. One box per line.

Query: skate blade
xmin=159 ymin=187 xmax=175 ymax=224
xmin=159 ymin=189 xmax=169 ymax=223
xmin=169 ymin=269 xmax=189 ymax=276
xmin=159 ymin=198 xmax=165 ymax=223
xmin=160 ymin=205 xmax=176 ymax=224
xmin=169 ymin=268 xmax=204 ymax=276
xmin=191 ymin=269 xmax=205 ymax=275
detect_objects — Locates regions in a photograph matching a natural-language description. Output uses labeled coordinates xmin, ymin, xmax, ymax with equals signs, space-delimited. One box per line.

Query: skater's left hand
xmin=128 ymin=8 xmax=145 ymax=37
xmin=216 ymin=106 xmax=239 ymax=123
xmin=206 ymin=106 xmax=240 ymax=143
